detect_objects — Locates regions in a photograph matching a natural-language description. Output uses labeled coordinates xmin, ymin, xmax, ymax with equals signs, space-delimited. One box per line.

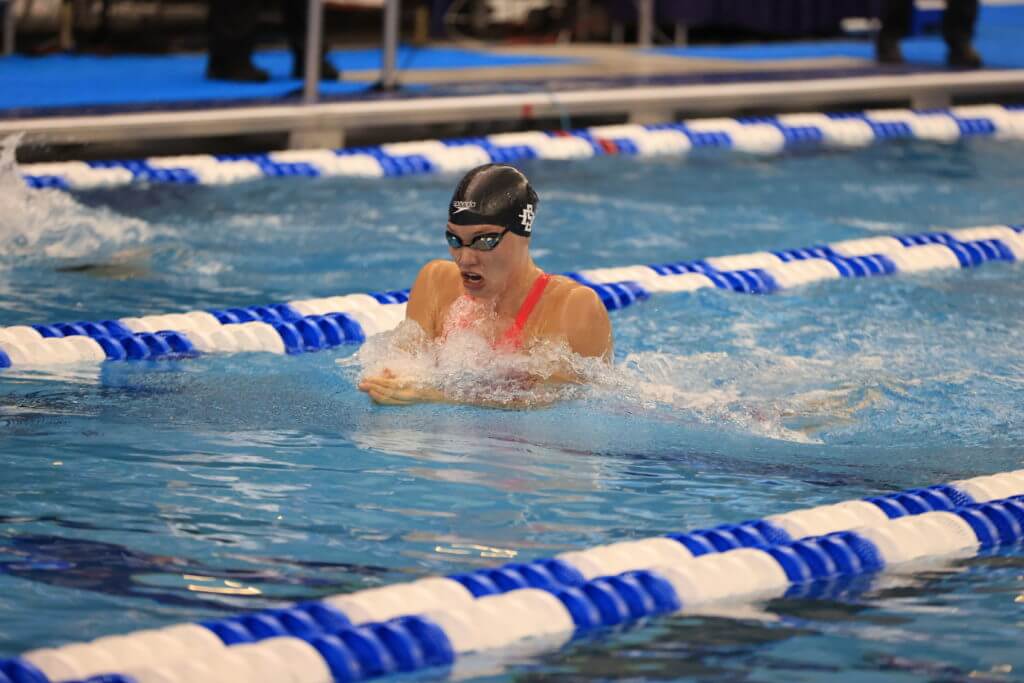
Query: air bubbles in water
xmin=0 ymin=135 xmax=154 ymax=264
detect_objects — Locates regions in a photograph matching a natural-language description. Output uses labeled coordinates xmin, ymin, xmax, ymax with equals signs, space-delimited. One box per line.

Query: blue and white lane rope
xmin=17 ymin=105 xmax=1024 ymax=191
xmin=7 ymin=469 xmax=1024 ymax=683
xmin=0 ymin=223 xmax=1021 ymax=370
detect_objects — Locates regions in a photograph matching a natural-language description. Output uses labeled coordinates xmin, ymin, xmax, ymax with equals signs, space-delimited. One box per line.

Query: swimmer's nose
xmin=455 ymin=248 xmax=479 ymax=267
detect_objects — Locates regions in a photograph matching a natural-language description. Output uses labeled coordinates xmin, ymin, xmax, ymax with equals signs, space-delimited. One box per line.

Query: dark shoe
xmin=876 ymin=34 xmax=904 ymax=65
xmin=947 ymin=43 xmax=983 ymax=69
xmin=292 ymin=57 xmax=340 ymax=80
xmin=206 ymin=60 xmax=270 ymax=83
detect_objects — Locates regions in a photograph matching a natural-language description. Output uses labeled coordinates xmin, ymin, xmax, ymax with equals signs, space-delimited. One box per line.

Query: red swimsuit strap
xmin=498 ymin=273 xmax=552 ymax=349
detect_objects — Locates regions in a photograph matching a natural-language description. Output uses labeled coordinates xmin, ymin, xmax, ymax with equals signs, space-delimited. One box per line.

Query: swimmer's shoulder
xmin=538 ymin=274 xmax=611 ymax=358
xmin=426 ymin=260 xmax=465 ymax=297
xmin=543 ymin=274 xmax=604 ymax=312
xmin=412 ymin=259 xmax=461 ymax=290
xmin=408 ymin=260 xmax=464 ymax=337
xmin=417 ymin=258 xmax=453 ymax=278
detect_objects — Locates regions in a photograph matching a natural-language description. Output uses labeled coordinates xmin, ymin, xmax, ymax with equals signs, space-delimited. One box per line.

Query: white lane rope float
xmin=16 ymin=105 xmax=1024 ymax=191
xmin=3 ymin=469 xmax=1024 ymax=683
xmin=2 ymin=106 xmax=1022 ymax=681
xmin=0 ymin=223 xmax=1020 ymax=369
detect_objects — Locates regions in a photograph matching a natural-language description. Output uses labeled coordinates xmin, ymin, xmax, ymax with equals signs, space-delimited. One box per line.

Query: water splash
xmin=604 ymin=350 xmax=889 ymax=444
xmin=342 ymin=309 xmax=825 ymax=443
xmin=345 ymin=315 xmax=592 ymax=408
xmin=0 ymin=135 xmax=154 ymax=264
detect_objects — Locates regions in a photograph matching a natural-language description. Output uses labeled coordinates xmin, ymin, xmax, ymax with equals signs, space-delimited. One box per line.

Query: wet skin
xmin=357 ymin=223 xmax=612 ymax=406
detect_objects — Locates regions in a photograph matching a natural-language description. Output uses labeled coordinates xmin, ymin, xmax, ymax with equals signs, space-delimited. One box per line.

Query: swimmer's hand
xmin=357 ymin=368 xmax=560 ymax=409
xmin=358 ymin=369 xmax=446 ymax=406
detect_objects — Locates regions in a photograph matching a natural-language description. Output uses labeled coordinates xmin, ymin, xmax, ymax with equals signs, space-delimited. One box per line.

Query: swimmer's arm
xmin=359 ymin=372 xmax=549 ymax=409
xmin=404 ymin=259 xmax=450 ymax=340
xmin=532 ymin=286 xmax=612 ymax=385
xmin=506 ymin=286 xmax=614 ymax=388
xmin=563 ymin=286 xmax=613 ymax=362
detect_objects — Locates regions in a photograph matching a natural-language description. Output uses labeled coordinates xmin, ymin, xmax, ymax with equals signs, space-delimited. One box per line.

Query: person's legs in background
xmin=944 ymin=0 xmax=982 ymax=68
xmin=877 ymin=0 xmax=983 ymax=68
xmin=207 ymin=0 xmax=270 ymax=82
xmin=877 ymin=0 xmax=912 ymax=64
xmin=283 ymin=1 xmax=341 ymax=80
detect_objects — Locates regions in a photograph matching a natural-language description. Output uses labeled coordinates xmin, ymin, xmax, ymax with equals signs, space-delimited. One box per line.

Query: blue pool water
xmin=1 ymin=136 xmax=1023 ymax=680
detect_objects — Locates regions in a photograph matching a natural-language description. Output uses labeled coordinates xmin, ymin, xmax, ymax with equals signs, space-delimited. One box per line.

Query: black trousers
xmin=880 ymin=0 xmax=979 ymax=46
xmin=208 ymin=0 xmax=308 ymax=68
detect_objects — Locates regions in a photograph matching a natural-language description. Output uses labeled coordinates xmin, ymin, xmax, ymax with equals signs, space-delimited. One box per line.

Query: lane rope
xmin=0 ymin=223 xmax=1021 ymax=369
xmin=16 ymin=105 xmax=1024 ymax=191
xmin=4 ymin=469 xmax=1024 ymax=683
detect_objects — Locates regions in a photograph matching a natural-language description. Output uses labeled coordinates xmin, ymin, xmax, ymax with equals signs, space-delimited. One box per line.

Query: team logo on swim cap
xmin=451 ymin=200 xmax=476 ymax=214
xmin=519 ymin=204 xmax=535 ymax=234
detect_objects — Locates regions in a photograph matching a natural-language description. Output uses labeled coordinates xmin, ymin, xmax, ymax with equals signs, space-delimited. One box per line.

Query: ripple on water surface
xmin=0 ymin=137 xmax=1023 ymax=677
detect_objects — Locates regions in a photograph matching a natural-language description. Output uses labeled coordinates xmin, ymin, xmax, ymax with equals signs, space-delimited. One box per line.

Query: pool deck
xmin=2 ymin=4 xmax=1024 ymax=149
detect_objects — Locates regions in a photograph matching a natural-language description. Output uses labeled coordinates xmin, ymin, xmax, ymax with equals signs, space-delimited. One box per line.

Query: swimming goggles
xmin=445 ymin=228 xmax=510 ymax=251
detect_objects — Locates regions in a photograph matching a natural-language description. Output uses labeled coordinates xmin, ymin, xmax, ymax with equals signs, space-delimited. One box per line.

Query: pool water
xmin=1 ymin=136 xmax=1023 ymax=680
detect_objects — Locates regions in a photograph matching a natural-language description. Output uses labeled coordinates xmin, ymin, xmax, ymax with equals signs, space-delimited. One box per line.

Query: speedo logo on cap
xmin=451 ymin=200 xmax=476 ymax=214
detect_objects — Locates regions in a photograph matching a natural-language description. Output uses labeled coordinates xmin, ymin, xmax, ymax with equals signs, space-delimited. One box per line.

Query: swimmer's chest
xmin=434 ymin=287 xmax=562 ymax=347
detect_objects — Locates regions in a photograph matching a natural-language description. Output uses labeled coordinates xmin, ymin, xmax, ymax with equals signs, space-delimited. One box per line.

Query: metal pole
xmin=577 ymin=0 xmax=590 ymax=42
xmin=380 ymin=0 xmax=399 ymax=90
xmin=303 ymin=0 xmax=324 ymax=104
xmin=637 ymin=0 xmax=653 ymax=48
xmin=2 ymin=1 xmax=15 ymax=56
xmin=59 ymin=0 xmax=74 ymax=51
xmin=673 ymin=22 xmax=687 ymax=46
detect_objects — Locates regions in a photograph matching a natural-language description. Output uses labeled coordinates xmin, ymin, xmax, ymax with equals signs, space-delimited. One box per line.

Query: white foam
xmin=1 ymin=134 xmax=156 ymax=263
xmin=344 ymin=305 xmax=599 ymax=408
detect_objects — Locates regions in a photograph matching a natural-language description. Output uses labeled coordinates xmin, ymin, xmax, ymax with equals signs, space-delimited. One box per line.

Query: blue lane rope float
xmin=6 ymin=469 xmax=1024 ymax=683
xmin=0 ymin=224 xmax=1021 ymax=369
xmin=17 ymin=105 xmax=1024 ymax=191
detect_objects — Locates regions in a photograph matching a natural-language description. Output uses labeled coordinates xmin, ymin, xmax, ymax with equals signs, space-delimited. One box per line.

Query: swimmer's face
xmin=446 ymin=222 xmax=526 ymax=300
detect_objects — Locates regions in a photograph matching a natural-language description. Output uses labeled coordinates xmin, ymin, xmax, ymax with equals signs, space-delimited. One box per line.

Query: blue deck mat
xmin=0 ymin=46 xmax=574 ymax=113
xmin=646 ymin=5 xmax=1024 ymax=69
xmin=2 ymin=4 xmax=1022 ymax=116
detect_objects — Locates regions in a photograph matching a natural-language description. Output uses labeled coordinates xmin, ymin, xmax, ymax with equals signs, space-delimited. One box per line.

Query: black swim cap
xmin=448 ymin=164 xmax=538 ymax=237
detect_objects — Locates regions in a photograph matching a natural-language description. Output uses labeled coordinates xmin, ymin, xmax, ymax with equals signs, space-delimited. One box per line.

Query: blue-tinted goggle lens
xmin=445 ymin=229 xmax=508 ymax=251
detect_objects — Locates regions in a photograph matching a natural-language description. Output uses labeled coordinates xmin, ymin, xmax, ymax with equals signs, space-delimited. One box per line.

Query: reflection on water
xmin=535 ymin=615 xmax=820 ymax=681
xmin=0 ymin=530 xmax=389 ymax=610
xmin=0 ymin=141 xmax=1023 ymax=672
xmin=349 ymin=420 xmax=608 ymax=494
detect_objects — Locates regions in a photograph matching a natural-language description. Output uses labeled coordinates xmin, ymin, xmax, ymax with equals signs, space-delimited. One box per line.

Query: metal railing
xmin=379 ymin=0 xmax=400 ymax=91
xmin=303 ymin=0 xmax=400 ymax=105
xmin=302 ymin=0 xmax=324 ymax=103
xmin=2 ymin=0 xmax=14 ymax=55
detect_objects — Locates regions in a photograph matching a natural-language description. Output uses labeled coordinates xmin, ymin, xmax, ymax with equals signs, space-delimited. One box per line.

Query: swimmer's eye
xmin=445 ymin=229 xmax=509 ymax=251
xmin=472 ymin=233 xmax=502 ymax=250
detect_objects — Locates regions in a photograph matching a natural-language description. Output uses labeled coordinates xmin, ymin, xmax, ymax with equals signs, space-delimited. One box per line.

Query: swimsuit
xmin=495 ymin=273 xmax=551 ymax=350
xmin=444 ymin=273 xmax=552 ymax=350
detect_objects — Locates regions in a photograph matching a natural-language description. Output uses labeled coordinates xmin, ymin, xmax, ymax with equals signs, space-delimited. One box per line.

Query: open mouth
xmin=461 ymin=271 xmax=483 ymax=284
